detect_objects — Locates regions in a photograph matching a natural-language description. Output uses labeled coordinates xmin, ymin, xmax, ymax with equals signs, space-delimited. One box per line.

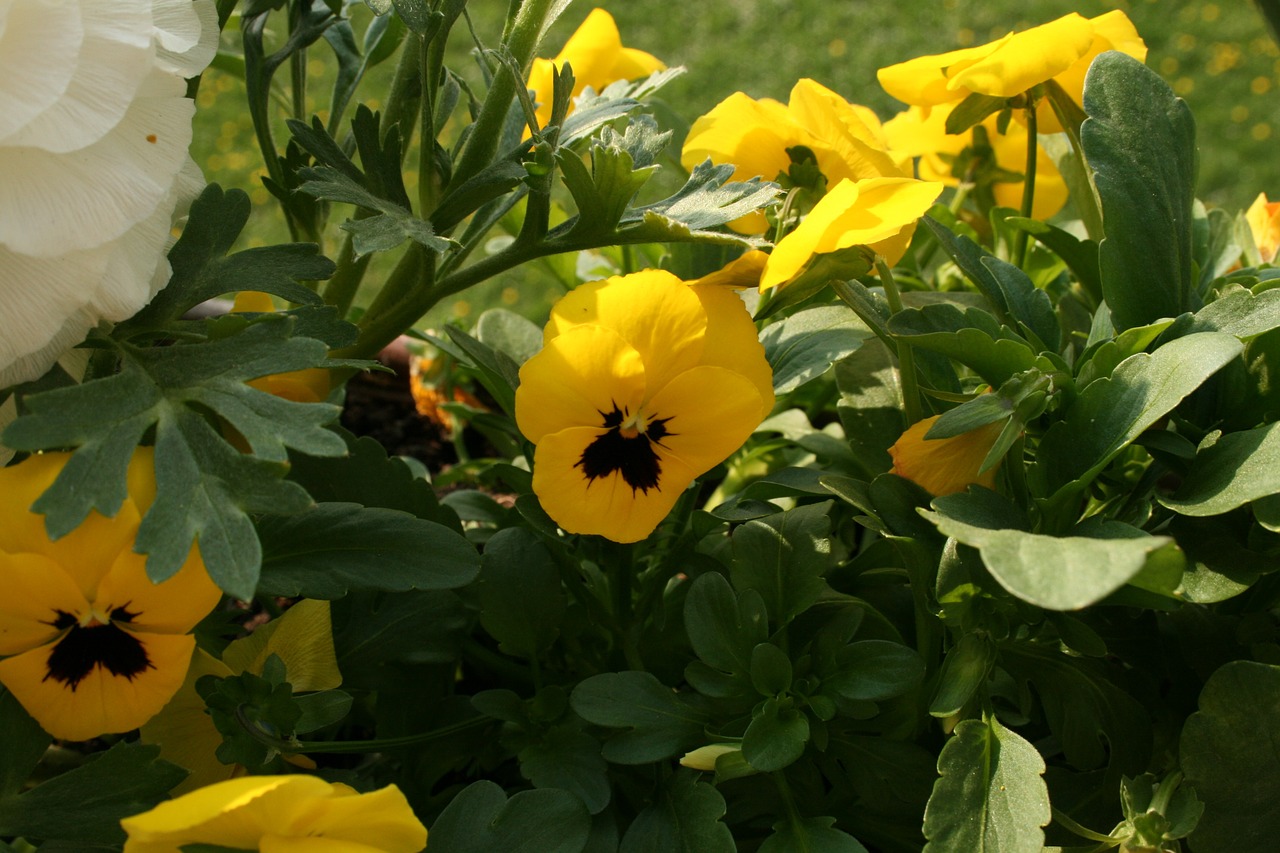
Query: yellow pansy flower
xmin=141 ymin=599 xmax=342 ymax=792
xmin=527 ymin=8 xmax=665 ymax=132
xmin=0 ymin=449 xmax=221 ymax=741
xmin=760 ymin=177 xmax=944 ymax=291
xmin=682 ymin=79 xmax=906 ymax=233
xmin=1246 ymin=192 xmax=1280 ymax=264
xmin=877 ymin=11 xmax=1146 ymax=133
xmin=883 ymin=104 xmax=1068 ymax=220
xmin=231 ymin=291 xmax=330 ymax=403
xmin=516 ymin=269 xmax=773 ymax=543
xmin=120 ymin=774 xmax=428 ymax=853
xmin=888 ymin=415 xmax=1005 ymax=496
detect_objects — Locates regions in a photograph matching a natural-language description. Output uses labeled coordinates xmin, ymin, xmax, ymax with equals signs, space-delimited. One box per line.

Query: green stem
xmin=877 ymin=257 xmax=923 ymax=425
xmin=381 ymin=36 xmax=423 ymax=154
xmin=1013 ymin=102 xmax=1038 ymax=268
xmin=289 ymin=6 xmax=307 ymax=120
xmin=240 ymin=710 xmax=494 ymax=755
xmin=1051 ymin=807 xmax=1119 ymax=845
xmin=772 ymin=773 xmax=805 ymax=828
xmin=321 ymin=230 xmax=371 ymax=317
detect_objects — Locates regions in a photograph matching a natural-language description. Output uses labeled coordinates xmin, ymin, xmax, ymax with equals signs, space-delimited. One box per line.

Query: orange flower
xmin=888 ymin=415 xmax=1004 ymax=496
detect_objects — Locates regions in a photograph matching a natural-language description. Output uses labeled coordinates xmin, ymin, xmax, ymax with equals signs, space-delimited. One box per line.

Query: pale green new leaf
xmin=922 ymin=716 xmax=1050 ymax=853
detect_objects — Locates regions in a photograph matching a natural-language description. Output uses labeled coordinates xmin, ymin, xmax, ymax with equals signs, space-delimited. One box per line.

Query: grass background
xmin=192 ymin=0 xmax=1280 ymax=323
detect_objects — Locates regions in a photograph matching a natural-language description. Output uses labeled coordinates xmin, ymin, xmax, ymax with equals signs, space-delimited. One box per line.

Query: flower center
xmin=42 ymin=605 xmax=153 ymax=691
xmin=576 ymin=403 xmax=675 ymax=494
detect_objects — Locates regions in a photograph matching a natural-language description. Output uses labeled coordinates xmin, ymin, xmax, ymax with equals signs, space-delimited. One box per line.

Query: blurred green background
xmin=192 ymin=0 xmax=1280 ymax=323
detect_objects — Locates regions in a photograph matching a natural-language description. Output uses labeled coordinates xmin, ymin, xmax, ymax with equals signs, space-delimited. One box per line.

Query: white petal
xmin=0 ymin=0 xmax=83 ymax=139
xmin=152 ymin=0 xmax=218 ymax=77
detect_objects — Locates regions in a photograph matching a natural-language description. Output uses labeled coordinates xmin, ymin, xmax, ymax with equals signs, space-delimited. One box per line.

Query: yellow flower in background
xmin=883 ymin=104 xmax=1068 ymax=220
xmin=0 ymin=449 xmax=221 ymax=741
xmin=760 ymin=177 xmax=944 ymax=291
xmin=516 ymin=270 xmax=773 ymax=542
xmin=141 ymin=599 xmax=342 ymax=792
xmin=682 ymin=79 xmax=907 ymax=233
xmin=877 ymin=11 xmax=1146 ymax=132
xmin=690 ymin=250 xmax=769 ymax=290
xmin=0 ymin=0 xmax=216 ymax=389
xmin=120 ymin=774 xmax=428 ymax=853
xmin=527 ymin=8 xmax=665 ymax=131
xmin=888 ymin=415 xmax=1005 ymax=496
xmin=1246 ymin=192 xmax=1280 ymax=264
xmin=231 ymin=291 xmax=330 ymax=403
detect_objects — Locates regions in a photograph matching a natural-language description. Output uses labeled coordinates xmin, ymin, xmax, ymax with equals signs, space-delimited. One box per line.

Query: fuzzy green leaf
xmin=619 ymin=774 xmax=735 ymax=853
xmin=571 ymin=672 xmax=711 ymax=764
xmin=428 ymin=780 xmax=590 ymax=853
xmin=731 ymin=502 xmax=832 ymax=625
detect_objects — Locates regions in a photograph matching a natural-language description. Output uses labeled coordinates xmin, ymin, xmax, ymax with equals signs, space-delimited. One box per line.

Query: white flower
xmin=0 ymin=0 xmax=217 ymax=389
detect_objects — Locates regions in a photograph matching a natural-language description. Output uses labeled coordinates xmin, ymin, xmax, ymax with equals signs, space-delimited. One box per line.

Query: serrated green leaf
xmin=558 ymin=142 xmax=657 ymax=242
xmin=616 ymin=159 xmax=777 ymax=247
xmin=619 ymin=773 xmax=735 ymax=853
xmin=437 ymin=326 xmax=521 ymax=417
xmin=428 ymin=780 xmax=591 ymax=853
xmin=1187 ymin=287 xmax=1280 ymax=339
xmin=760 ymin=816 xmax=869 ymax=853
xmin=760 ymin=306 xmax=874 ymax=393
xmin=922 ymin=715 xmax=1050 ymax=853
xmin=255 ymin=502 xmax=479 ymax=598
xmin=570 ymin=672 xmax=711 ymax=764
xmin=889 ymin=303 xmax=1037 ymax=387
xmin=1083 ymin=52 xmax=1198 ymax=330
xmin=1163 ymin=422 xmax=1280 ymax=515
xmin=1006 ymin=216 xmax=1101 ymax=301
xmin=1032 ymin=332 xmax=1242 ymax=501
xmin=518 ymin=724 xmax=611 ymax=815
xmin=0 ymin=743 xmax=185 ymax=845
xmin=978 ymin=254 xmax=1060 ymax=351
xmin=1181 ymin=661 xmax=1280 ymax=853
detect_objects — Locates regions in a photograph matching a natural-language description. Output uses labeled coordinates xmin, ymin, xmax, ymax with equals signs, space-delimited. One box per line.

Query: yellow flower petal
xmin=532 ymin=425 xmax=698 ymax=543
xmin=761 ymin=177 xmax=943 ymax=290
xmin=516 ymin=323 xmax=647 ymax=445
xmin=221 ymin=599 xmax=341 ymax=692
xmin=947 ymin=13 xmax=1095 ymax=99
xmin=646 ymin=366 xmax=766 ymax=476
xmin=544 ymin=270 xmax=708 ymax=392
xmin=1247 ymin=192 xmax=1280 ymax=263
xmin=888 ymin=415 xmax=1005 ymax=496
xmin=669 ymin=289 xmax=774 ymax=420
xmin=0 ymin=551 xmax=90 ymax=655
xmin=786 ymin=78 xmax=906 ymax=184
xmin=877 ymin=40 xmax=1011 ymax=107
xmin=95 ymin=545 xmax=220 ymax=635
xmin=290 ymin=783 xmax=429 ymax=851
xmin=1036 ymin=11 xmax=1146 ymax=132
xmin=0 ymin=630 xmax=195 ymax=741
xmin=681 ymin=91 xmax=799 ymax=186
xmin=689 ymin=250 xmax=769 ymax=291
xmin=139 ymin=648 xmax=236 ymax=793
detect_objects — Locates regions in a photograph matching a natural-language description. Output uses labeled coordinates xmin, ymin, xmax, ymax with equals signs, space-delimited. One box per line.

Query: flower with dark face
xmin=0 ymin=448 xmax=220 ymax=741
xmin=516 ymin=270 xmax=773 ymax=542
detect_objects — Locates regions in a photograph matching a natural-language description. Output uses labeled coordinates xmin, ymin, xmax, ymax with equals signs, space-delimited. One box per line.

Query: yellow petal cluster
xmin=527 ymin=8 xmax=665 ymax=132
xmin=0 ymin=449 xmax=221 ymax=741
xmin=516 ymin=269 xmax=773 ymax=542
xmin=121 ymin=775 xmax=427 ymax=853
xmin=141 ymin=599 xmax=342 ymax=792
xmin=1247 ymin=193 xmax=1280 ymax=264
xmin=877 ymin=11 xmax=1146 ymax=133
xmin=882 ymin=104 xmax=1068 ymax=220
xmin=888 ymin=415 xmax=1004 ymax=497
xmin=682 ymin=79 xmax=907 ymax=234
xmin=760 ymin=177 xmax=944 ymax=291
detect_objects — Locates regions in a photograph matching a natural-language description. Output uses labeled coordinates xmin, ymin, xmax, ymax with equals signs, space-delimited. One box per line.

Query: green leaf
xmin=922 ymin=716 xmax=1051 ymax=853
xmin=889 ymin=303 xmax=1038 ymax=387
xmin=750 ymin=643 xmax=794 ymax=696
xmin=1187 ymin=287 xmax=1280 ymax=339
xmin=760 ymin=816 xmax=869 ymax=853
xmin=945 ymin=92 xmax=1008 ymax=134
xmin=1032 ymin=332 xmax=1242 ymax=501
xmin=834 ymin=339 xmax=902 ymax=477
xmin=478 ymin=528 xmax=566 ymax=659
xmin=256 ymin=502 xmax=480 ymax=598
xmin=333 ymin=590 xmax=469 ymax=682
xmin=1082 ymin=51 xmax=1198 ymax=330
xmin=293 ymin=689 xmax=353 ymax=733
xmin=558 ymin=142 xmax=657 ymax=242
xmin=571 ymin=672 xmax=711 ymax=764
xmin=919 ymin=217 xmax=1018 ymax=327
xmin=924 ymin=506 xmax=1177 ymax=610
xmin=1006 ymin=217 xmax=1101 ymax=302
xmin=731 ymin=502 xmax=832 ymax=624
xmin=930 ymin=634 xmax=996 ymax=717
xmin=428 ymin=780 xmax=591 ymax=853
xmin=476 ymin=308 xmax=544 ymax=366
xmin=683 ymin=572 xmax=768 ymax=701
xmin=1181 ymin=661 xmax=1280 ymax=853
xmin=0 ymin=743 xmax=185 ymax=845
xmin=0 ymin=688 xmax=49 ymax=799
xmin=618 ymin=159 xmax=778 ymax=247
xmin=619 ymin=773 xmax=736 ymax=853
xmin=760 ymin=306 xmax=874 ymax=393
xmin=821 ymin=640 xmax=925 ymax=703
xmin=437 ymin=326 xmax=521 ymax=418
xmin=1162 ymin=422 xmax=1280 ymax=515
xmin=743 ymin=696 xmax=809 ymax=771
xmin=518 ymin=724 xmax=612 ymax=815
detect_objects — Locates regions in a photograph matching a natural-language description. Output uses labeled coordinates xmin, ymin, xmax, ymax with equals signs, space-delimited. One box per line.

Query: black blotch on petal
xmin=576 ymin=406 xmax=674 ymax=494
xmin=44 ymin=621 xmax=153 ymax=692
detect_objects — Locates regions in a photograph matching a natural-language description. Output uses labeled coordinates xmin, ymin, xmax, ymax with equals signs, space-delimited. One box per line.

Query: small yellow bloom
xmin=877 ymin=11 xmax=1147 ymax=133
xmin=882 ymin=104 xmax=1068 ymax=220
xmin=888 ymin=415 xmax=1005 ymax=496
xmin=527 ymin=8 xmax=665 ymax=132
xmin=1246 ymin=192 xmax=1280 ymax=264
xmin=516 ymin=269 xmax=773 ymax=543
xmin=120 ymin=775 xmax=427 ymax=853
xmin=759 ymin=177 xmax=944 ymax=291
xmin=680 ymin=743 xmax=742 ymax=771
xmin=141 ymin=599 xmax=342 ymax=792
xmin=682 ymin=79 xmax=907 ymax=234
xmin=0 ymin=449 xmax=221 ymax=741
xmin=231 ymin=291 xmax=330 ymax=403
